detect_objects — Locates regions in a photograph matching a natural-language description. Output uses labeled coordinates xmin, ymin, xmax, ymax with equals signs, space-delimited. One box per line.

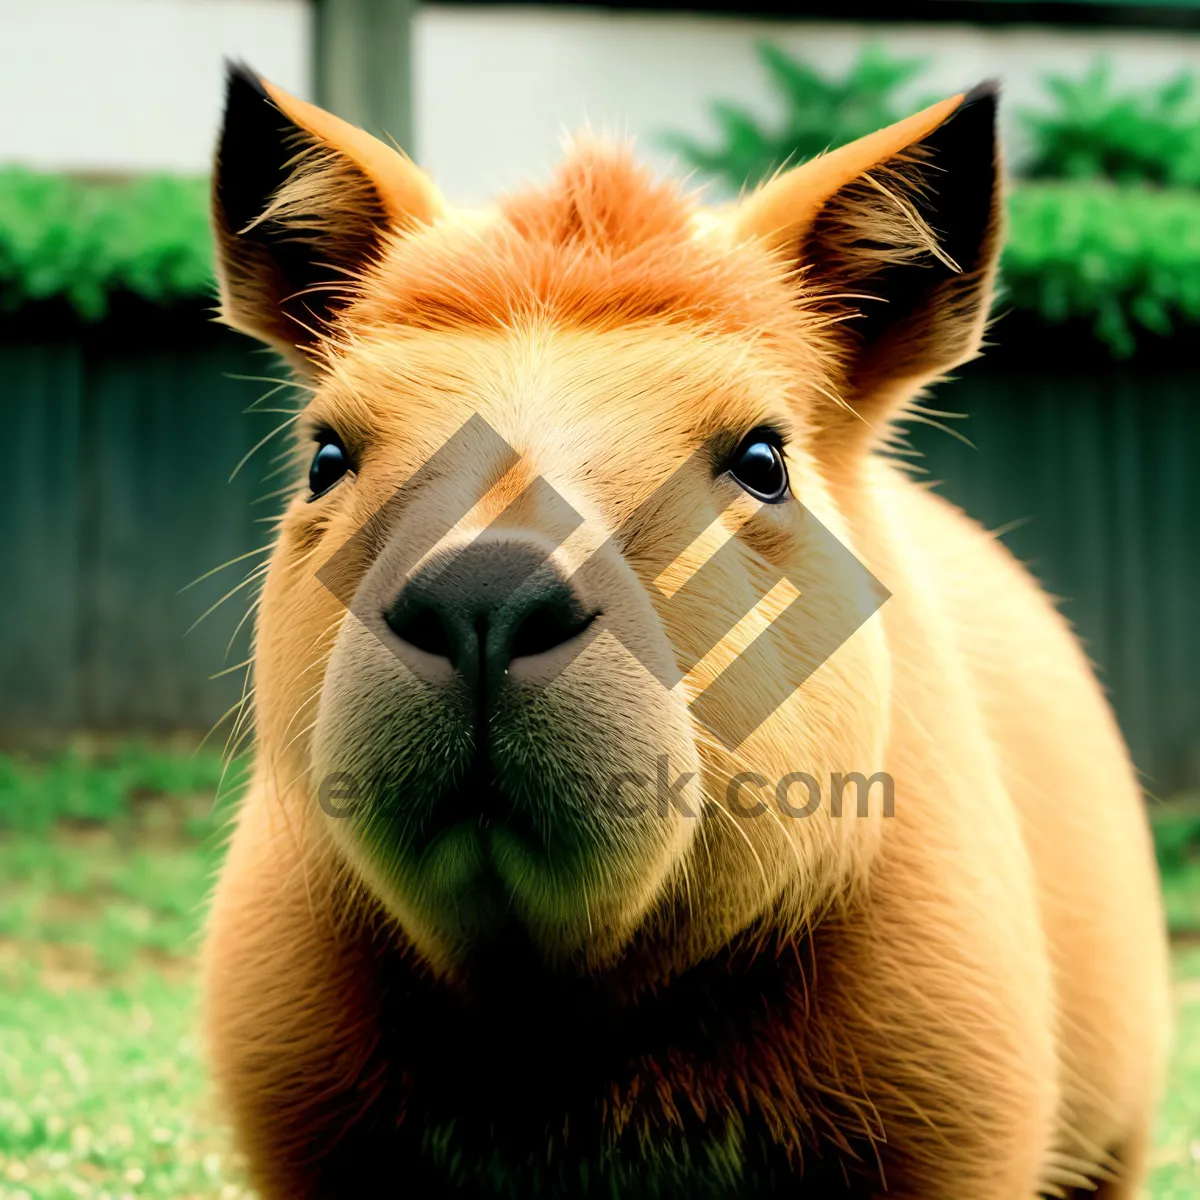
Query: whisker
xmin=706 ymin=793 xmax=771 ymax=899
xmin=225 ymin=372 xmax=316 ymax=394
xmin=230 ymin=413 xmax=304 ymax=482
xmin=903 ymin=411 xmax=976 ymax=449
xmin=210 ymin=657 xmax=254 ymax=680
xmin=225 ymin=594 xmax=262 ymax=661
xmin=185 ymin=562 xmax=272 ymax=635
xmin=179 ymin=544 xmax=274 ymax=594
xmin=253 ymin=484 xmax=301 ymax=506
xmin=262 ymin=456 xmax=302 ymax=484
xmin=197 ymin=695 xmax=252 ymax=755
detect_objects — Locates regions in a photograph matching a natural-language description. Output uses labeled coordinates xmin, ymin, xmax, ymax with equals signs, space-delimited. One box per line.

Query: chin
xmin=309 ymin=558 xmax=703 ymax=978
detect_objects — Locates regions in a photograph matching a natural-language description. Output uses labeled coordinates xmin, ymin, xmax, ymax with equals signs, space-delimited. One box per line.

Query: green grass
xmin=0 ymin=751 xmax=1199 ymax=1197
xmin=0 ymin=823 xmax=219 ymax=975
xmin=0 ymin=749 xmax=247 ymax=1199
xmin=0 ymin=979 xmax=250 ymax=1200
xmin=0 ymin=744 xmax=230 ymax=836
xmin=1154 ymin=945 xmax=1200 ymax=1197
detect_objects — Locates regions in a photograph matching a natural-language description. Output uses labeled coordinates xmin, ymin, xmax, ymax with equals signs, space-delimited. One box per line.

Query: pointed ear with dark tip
xmin=212 ymin=62 xmax=443 ymax=367
xmin=732 ymin=84 xmax=1002 ymax=452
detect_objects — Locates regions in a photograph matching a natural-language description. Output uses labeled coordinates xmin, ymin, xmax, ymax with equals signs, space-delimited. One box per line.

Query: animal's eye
xmin=308 ymin=435 xmax=351 ymax=499
xmin=727 ymin=429 xmax=790 ymax=504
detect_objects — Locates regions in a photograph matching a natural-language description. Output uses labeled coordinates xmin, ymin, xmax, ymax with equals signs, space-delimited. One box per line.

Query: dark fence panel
xmin=2 ymin=310 xmax=1197 ymax=792
xmin=3 ymin=315 xmax=270 ymax=739
xmin=7 ymin=344 xmax=86 ymax=729
xmin=912 ymin=355 xmax=1200 ymax=795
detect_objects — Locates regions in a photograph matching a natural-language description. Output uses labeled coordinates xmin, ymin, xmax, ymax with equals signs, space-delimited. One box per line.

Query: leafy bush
xmin=6 ymin=50 xmax=1200 ymax=357
xmin=666 ymin=45 xmax=1200 ymax=355
xmin=1024 ymin=61 xmax=1200 ymax=187
xmin=0 ymin=170 xmax=212 ymax=319
xmin=670 ymin=45 xmax=1200 ymax=191
xmin=664 ymin=44 xmax=929 ymax=192
xmin=1004 ymin=183 xmax=1200 ymax=356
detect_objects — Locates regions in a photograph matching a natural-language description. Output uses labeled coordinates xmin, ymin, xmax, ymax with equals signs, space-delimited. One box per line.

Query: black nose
xmin=383 ymin=538 xmax=594 ymax=686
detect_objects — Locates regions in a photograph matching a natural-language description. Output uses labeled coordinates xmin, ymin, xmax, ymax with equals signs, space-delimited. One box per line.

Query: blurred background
xmin=0 ymin=2 xmax=1198 ymax=1197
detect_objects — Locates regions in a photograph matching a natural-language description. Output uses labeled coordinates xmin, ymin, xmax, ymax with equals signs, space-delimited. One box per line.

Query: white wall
xmin=1 ymin=1 xmax=1197 ymax=191
xmin=414 ymin=6 xmax=1200 ymax=203
xmin=0 ymin=0 xmax=311 ymax=173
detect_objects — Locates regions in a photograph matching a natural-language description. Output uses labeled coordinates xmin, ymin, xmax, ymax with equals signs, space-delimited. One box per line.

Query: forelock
xmin=332 ymin=140 xmax=840 ymax=372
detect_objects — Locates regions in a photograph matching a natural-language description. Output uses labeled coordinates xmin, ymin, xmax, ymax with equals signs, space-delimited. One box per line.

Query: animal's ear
xmin=731 ymin=83 xmax=1001 ymax=451
xmin=212 ymin=62 xmax=443 ymax=366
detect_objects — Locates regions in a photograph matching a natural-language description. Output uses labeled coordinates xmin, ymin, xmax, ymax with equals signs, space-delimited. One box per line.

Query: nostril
xmin=379 ymin=544 xmax=595 ymax=681
xmin=510 ymin=603 xmax=596 ymax=660
xmin=386 ymin=604 xmax=454 ymax=660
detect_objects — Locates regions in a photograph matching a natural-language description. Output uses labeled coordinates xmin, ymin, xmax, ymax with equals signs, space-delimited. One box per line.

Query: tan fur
xmin=204 ymin=75 xmax=1170 ymax=1199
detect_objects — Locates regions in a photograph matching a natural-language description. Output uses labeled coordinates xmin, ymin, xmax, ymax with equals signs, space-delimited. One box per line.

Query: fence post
xmin=313 ymin=0 xmax=415 ymax=152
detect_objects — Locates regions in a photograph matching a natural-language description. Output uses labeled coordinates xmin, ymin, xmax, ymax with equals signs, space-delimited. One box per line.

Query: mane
xmin=336 ymin=140 xmax=841 ymax=367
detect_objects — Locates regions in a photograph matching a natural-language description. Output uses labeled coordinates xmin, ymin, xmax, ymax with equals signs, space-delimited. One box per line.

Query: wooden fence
xmin=912 ymin=350 xmax=1200 ymax=796
xmin=4 ymin=311 xmax=265 ymax=739
xmin=3 ymin=308 xmax=1197 ymax=792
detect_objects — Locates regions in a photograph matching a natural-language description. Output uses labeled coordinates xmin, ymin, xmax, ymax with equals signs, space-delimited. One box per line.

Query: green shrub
xmin=0 ymin=170 xmax=212 ymax=319
xmin=1024 ymin=61 xmax=1200 ymax=187
xmin=663 ymin=44 xmax=929 ymax=191
xmin=668 ymin=45 xmax=1200 ymax=191
xmin=5 ymin=51 xmax=1200 ymax=358
xmin=666 ymin=46 xmax=1200 ymax=356
xmin=1004 ymin=182 xmax=1200 ymax=356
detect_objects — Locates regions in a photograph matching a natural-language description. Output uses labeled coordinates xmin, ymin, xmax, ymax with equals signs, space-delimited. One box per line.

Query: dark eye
xmin=308 ymin=435 xmax=351 ymax=499
xmin=727 ymin=430 xmax=790 ymax=503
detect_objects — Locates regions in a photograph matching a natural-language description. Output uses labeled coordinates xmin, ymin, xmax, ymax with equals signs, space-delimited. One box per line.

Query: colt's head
xmin=213 ymin=64 xmax=1001 ymax=978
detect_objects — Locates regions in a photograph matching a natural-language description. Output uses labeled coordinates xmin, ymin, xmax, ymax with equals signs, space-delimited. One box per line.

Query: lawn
xmin=0 ymin=750 xmax=1198 ymax=1199
xmin=0 ymin=749 xmax=249 ymax=1200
